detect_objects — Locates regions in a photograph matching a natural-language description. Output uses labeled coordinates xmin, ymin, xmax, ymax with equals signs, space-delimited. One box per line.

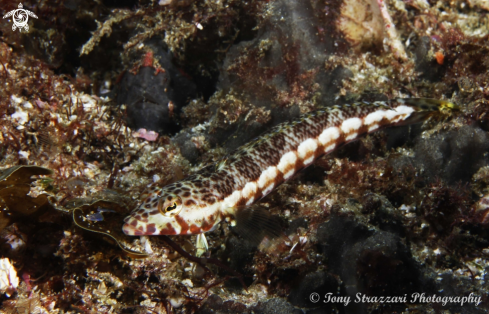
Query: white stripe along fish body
xmin=122 ymin=98 xmax=456 ymax=236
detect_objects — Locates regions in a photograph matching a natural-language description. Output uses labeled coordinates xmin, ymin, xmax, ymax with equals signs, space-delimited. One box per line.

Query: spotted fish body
xmin=123 ymin=98 xmax=456 ymax=236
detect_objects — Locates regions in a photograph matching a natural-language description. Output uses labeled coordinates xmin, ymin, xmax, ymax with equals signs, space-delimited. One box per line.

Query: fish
xmin=122 ymin=98 xmax=457 ymax=237
xmin=85 ymin=207 xmax=117 ymax=222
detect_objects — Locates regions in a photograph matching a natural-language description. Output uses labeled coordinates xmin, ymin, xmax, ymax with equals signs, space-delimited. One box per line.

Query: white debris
xmin=153 ymin=174 xmax=161 ymax=182
xmin=191 ymin=121 xmax=210 ymax=133
xmin=11 ymin=109 xmax=29 ymax=125
xmin=399 ymin=204 xmax=414 ymax=212
xmin=18 ymin=150 xmax=30 ymax=159
xmin=140 ymin=236 xmax=154 ymax=254
xmin=22 ymin=101 xmax=33 ymax=109
xmin=141 ymin=298 xmax=157 ymax=308
xmin=95 ymin=281 xmax=108 ymax=295
xmin=0 ymin=258 xmax=19 ymax=297
xmin=10 ymin=95 xmax=23 ymax=104
xmin=169 ymin=296 xmax=185 ymax=308
xmin=182 ymin=278 xmax=194 ymax=288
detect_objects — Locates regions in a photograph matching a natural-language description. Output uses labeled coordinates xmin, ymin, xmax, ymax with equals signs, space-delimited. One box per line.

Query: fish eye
xmin=157 ymin=194 xmax=183 ymax=216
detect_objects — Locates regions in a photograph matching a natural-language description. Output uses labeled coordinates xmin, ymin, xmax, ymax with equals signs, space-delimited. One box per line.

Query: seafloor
xmin=1 ymin=0 xmax=489 ymax=313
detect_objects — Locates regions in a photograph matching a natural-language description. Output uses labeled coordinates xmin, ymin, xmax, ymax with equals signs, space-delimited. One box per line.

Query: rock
xmin=198 ymin=294 xmax=248 ymax=314
xmin=288 ymin=270 xmax=342 ymax=311
xmin=414 ymin=36 xmax=444 ymax=81
xmin=117 ymin=46 xmax=196 ymax=134
xmin=317 ymin=216 xmax=422 ymax=313
xmin=414 ymin=125 xmax=489 ymax=184
xmin=255 ymin=298 xmax=300 ymax=314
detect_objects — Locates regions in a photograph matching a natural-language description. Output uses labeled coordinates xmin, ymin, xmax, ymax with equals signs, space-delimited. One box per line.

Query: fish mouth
xmin=122 ymin=215 xmax=177 ymax=235
xmin=122 ymin=216 xmax=148 ymax=236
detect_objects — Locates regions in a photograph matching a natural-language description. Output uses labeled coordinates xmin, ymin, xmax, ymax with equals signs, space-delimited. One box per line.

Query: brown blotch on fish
xmin=190 ymin=224 xmax=201 ymax=234
xmin=175 ymin=215 xmax=189 ymax=234
xmin=273 ymin=170 xmax=284 ymax=184
xmin=254 ymin=190 xmax=263 ymax=201
xmin=185 ymin=199 xmax=197 ymax=206
xmin=315 ymin=145 xmax=325 ymax=158
xmin=236 ymin=198 xmax=247 ymax=206
xmin=163 ymin=223 xmax=177 ymax=235
xmin=146 ymin=223 xmax=156 ymax=234
xmin=201 ymin=219 xmax=213 ymax=232
xmin=358 ymin=123 xmax=369 ymax=135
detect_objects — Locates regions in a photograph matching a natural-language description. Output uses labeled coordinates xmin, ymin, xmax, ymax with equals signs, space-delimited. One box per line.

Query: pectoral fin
xmin=232 ymin=206 xmax=283 ymax=246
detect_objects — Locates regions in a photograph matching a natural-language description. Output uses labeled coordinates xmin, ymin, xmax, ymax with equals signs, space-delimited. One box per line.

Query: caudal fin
xmin=390 ymin=98 xmax=458 ymax=125
xmin=395 ymin=98 xmax=459 ymax=112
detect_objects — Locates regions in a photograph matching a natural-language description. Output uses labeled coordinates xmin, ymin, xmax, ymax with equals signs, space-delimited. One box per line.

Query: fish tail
xmin=394 ymin=98 xmax=459 ymax=112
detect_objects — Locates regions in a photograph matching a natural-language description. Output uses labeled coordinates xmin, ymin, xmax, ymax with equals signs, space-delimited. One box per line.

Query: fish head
xmin=122 ymin=184 xmax=218 ymax=236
